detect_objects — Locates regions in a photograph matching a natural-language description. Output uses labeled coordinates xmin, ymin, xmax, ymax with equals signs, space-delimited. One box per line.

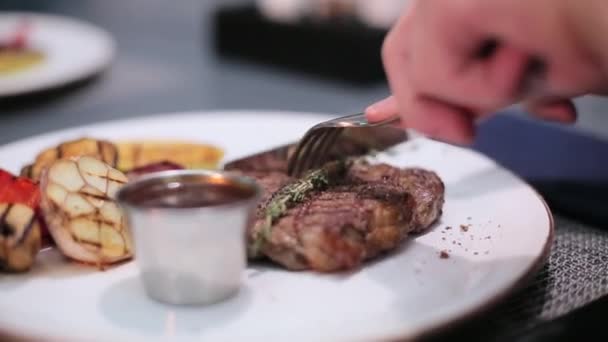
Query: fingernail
xmin=365 ymin=104 xmax=378 ymax=115
xmin=365 ymin=104 xmax=386 ymax=122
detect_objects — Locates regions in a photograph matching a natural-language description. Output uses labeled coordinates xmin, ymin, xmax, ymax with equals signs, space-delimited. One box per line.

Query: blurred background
xmin=1 ymin=0 xmax=608 ymax=185
xmin=0 ymin=0 xmax=398 ymax=143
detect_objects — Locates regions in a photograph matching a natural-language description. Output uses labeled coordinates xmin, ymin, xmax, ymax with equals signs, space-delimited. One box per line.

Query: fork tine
xmin=306 ymin=127 xmax=344 ymax=173
xmin=287 ymin=112 xmax=401 ymax=177
xmin=291 ymin=128 xmax=332 ymax=177
xmin=287 ymin=129 xmax=318 ymax=176
xmin=298 ymin=128 xmax=338 ymax=176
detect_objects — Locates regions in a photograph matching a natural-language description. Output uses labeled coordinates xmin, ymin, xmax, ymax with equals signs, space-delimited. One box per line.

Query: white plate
xmin=0 ymin=12 xmax=114 ymax=97
xmin=0 ymin=111 xmax=553 ymax=341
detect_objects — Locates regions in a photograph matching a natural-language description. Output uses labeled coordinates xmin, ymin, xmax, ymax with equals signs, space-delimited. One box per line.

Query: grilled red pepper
xmin=0 ymin=169 xmax=51 ymax=246
xmin=0 ymin=169 xmax=40 ymax=207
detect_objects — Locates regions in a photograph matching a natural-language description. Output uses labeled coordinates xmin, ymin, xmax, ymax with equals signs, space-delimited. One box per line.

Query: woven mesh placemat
xmin=422 ymin=214 xmax=608 ymax=341
xmin=513 ymin=215 xmax=608 ymax=319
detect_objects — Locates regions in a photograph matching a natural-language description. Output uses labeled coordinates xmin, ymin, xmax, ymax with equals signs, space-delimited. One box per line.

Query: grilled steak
xmin=225 ymin=130 xmax=444 ymax=272
xmin=255 ymin=180 xmax=416 ymax=271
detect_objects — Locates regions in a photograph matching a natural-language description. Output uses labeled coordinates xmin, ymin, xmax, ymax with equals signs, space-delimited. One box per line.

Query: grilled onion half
xmin=39 ymin=156 xmax=133 ymax=269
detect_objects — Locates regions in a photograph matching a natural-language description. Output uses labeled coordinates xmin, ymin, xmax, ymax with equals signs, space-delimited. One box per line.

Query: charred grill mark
xmin=79 ymin=239 xmax=102 ymax=248
xmin=105 ymin=168 xmax=110 ymax=197
xmin=82 ymin=171 xmax=127 ymax=185
xmin=16 ymin=213 xmax=36 ymax=245
xmin=0 ymin=258 xmax=7 ymax=271
xmin=0 ymin=223 xmax=14 ymax=238
xmin=111 ymin=144 xmax=119 ymax=167
xmin=112 ymin=147 xmax=118 ymax=167
xmin=133 ymin=144 xmax=142 ymax=167
xmin=71 ymin=215 xmax=120 ymax=227
xmin=96 ymin=140 xmax=102 ymax=157
xmin=97 ymin=140 xmax=118 ymax=166
xmin=56 ymin=143 xmax=64 ymax=159
xmin=0 ymin=204 xmax=15 ymax=237
xmin=96 ymin=207 xmax=103 ymax=260
xmin=79 ymin=191 xmax=111 ymax=202
xmin=103 ymin=141 xmax=119 ymax=167
xmin=360 ymin=188 xmax=408 ymax=205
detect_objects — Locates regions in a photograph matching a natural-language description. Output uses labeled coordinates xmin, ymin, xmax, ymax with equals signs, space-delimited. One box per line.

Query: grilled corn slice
xmin=115 ymin=140 xmax=223 ymax=171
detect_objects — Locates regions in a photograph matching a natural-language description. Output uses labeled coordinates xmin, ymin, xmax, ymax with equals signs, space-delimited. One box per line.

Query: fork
xmin=286 ymin=113 xmax=401 ymax=177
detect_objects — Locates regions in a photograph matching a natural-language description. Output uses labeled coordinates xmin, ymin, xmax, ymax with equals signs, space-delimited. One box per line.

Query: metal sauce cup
xmin=116 ymin=170 xmax=260 ymax=306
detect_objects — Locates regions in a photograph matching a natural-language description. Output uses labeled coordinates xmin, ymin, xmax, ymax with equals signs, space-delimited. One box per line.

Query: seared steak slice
xmin=347 ymin=162 xmax=445 ymax=232
xmin=257 ymin=183 xmax=415 ymax=272
xmin=240 ymin=161 xmax=444 ymax=272
xmin=225 ymin=126 xmax=442 ymax=272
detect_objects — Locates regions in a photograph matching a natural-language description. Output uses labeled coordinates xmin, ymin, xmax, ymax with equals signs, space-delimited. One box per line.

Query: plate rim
xmin=408 ymin=188 xmax=555 ymax=341
xmin=0 ymin=109 xmax=555 ymax=341
xmin=0 ymin=11 xmax=115 ymax=97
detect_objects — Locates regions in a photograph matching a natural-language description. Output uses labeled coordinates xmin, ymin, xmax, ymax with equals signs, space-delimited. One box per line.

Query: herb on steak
xmin=249 ymin=161 xmax=347 ymax=256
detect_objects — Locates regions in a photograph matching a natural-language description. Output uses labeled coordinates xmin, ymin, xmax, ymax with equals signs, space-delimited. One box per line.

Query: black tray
xmin=212 ymin=4 xmax=388 ymax=85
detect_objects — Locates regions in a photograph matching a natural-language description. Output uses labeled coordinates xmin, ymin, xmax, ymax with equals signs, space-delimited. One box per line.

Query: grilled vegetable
xmin=115 ymin=140 xmax=223 ymax=171
xmin=21 ymin=138 xmax=118 ymax=181
xmin=0 ymin=169 xmax=52 ymax=246
xmin=0 ymin=169 xmax=40 ymax=208
xmin=39 ymin=156 xmax=132 ymax=269
xmin=0 ymin=203 xmax=42 ymax=272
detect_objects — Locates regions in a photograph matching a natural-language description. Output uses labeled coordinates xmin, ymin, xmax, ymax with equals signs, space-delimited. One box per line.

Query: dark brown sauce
xmin=123 ymin=182 xmax=255 ymax=208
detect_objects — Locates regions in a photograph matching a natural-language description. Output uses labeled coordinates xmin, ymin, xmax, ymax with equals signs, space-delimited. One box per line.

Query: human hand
xmin=366 ymin=0 xmax=608 ymax=144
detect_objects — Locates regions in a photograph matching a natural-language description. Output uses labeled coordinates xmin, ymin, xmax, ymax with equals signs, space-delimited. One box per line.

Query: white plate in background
xmin=0 ymin=12 xmax=114 ymax=97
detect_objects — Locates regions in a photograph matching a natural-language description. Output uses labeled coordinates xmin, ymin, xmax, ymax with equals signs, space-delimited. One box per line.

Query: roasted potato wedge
xmin=39 ymin=156 xmax=132 ymax=269
xmin=0 ymin=203 xmax=42 ymax=272
xmin=115 ymin=140 xmax=223 ymax=171
xmin=22 ymin=138 xmax=118 ymax=181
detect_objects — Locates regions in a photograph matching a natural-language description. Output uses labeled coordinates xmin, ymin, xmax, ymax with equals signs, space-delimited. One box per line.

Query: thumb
xmin=365 ymin=96 xmax=400 ymax=122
